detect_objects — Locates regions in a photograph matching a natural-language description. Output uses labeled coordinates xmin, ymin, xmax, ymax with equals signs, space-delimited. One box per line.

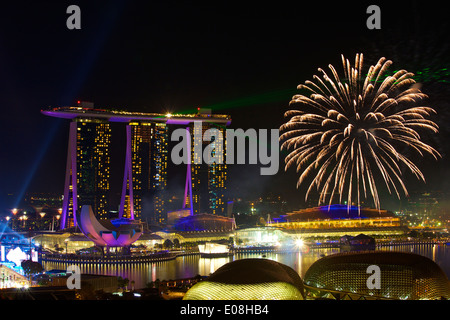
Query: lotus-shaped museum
xmin=76 ymin=205 xmax=143 ymax=247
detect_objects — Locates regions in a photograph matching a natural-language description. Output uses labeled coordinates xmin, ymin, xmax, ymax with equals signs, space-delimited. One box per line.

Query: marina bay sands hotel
xmin=42 ymin=102 xmax=231 ymax=229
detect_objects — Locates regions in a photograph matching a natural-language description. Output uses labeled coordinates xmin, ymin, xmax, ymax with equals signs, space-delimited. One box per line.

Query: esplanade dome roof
xmin=183 ymin=258 xmax=305 ymax=300
xmin=209 ymin=258 xmax=303 ymax=289
xmin=304 ymin=251 xmax=450 ymax=300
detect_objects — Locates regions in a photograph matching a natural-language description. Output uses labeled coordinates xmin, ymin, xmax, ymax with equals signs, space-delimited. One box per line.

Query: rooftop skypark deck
xmin=41 ymin=106 xmax=232 ymax=125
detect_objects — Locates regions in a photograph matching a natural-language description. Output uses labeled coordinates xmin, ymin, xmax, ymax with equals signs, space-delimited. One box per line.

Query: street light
xmin=51 ymin=214 xmax=61 ymax=232
xmin=65 ymin=238 xmax=69 ymax=256
xmin=19 ymin=215 xmax=28 ymax=229
xmin=39 ymin=212 xmax=46 ymax=230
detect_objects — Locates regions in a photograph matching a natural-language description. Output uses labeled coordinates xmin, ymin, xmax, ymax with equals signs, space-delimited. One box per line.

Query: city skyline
xmin=0 ymin=1 xmax=449 ymax=214
xmin=2 ymin=1 xmax=450 ymax=307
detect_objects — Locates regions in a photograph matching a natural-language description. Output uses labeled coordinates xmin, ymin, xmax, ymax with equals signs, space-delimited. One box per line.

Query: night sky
xmin=0 ymin=1 xmax=449 ymax=212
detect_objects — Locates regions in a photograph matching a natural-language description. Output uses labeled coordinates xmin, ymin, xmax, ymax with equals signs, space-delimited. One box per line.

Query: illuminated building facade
xmin=151 ymin=123 xmax=168 ymax=223
xmin=60 ymin=118 xmax=111 ymax=228
xmin=234 ymin=227 xmax=287 ymax=247
xmin=77 ymin=119 xmax=111 ymax=221
xmin=173 ymin=213 xmax=236 ymax=232
xmin=269 ymin=205 xmax=407 ymax=238
xmin=190 ymin=114 xmax=227 ymax=216
xmin=125 ymin=121 xmax=168 ymax=223
xmin=129 ymin=122 xmax=152 ymax=219
xmin=0 ymin=264 xmax=28 ymax=288
xmin=42 ymin=104 xmax=231 ymax=229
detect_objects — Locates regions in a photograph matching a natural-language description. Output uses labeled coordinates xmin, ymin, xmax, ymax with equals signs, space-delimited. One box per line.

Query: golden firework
xmin=280 ymin=54 xmax=440 ymax=210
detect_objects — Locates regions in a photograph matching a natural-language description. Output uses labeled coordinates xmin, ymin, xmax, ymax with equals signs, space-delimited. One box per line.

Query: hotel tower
xmin=42 ymin=103 xmax=231 ymax=229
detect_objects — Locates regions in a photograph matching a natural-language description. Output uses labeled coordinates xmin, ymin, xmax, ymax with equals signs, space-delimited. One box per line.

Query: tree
xmin=21 ymin=260 xmax=43 ymax=282
xmin=163 ymin=239 xmax=173 ymax=249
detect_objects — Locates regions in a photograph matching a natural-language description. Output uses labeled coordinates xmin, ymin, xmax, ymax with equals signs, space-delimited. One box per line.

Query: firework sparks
xmin=280 ymin=53 xmax=441 ymax=210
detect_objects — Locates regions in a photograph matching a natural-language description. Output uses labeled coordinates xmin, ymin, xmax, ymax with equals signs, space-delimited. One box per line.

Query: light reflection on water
xmin=41 ymin=244 xmax=450 ymax=290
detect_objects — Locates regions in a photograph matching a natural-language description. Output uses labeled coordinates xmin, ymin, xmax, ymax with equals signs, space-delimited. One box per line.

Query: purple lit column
xmin=182 ymin=127 xmax=194 ymax=216
xmin=119 ymin=125 xmax=134 ymax=219
xmin=61 ymin=121 xmax=78 ymax=229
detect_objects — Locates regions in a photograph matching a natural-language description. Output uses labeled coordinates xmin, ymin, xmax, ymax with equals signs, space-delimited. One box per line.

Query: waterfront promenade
xmin=39 ymin=239 xmax=445 ymax=264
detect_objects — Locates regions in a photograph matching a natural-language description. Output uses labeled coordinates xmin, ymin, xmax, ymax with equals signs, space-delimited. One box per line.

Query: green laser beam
xmin=173 ymin=87 xmax=298 ymax=116
xmin=165 ymin=88 xmax=299 ymax=153
xmin=370 ymin=67 xmax=450 ymax=83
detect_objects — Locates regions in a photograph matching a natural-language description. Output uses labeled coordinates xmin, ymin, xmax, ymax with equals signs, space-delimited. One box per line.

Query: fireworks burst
xmin=280 ymin=53 xmax=441 ymax=210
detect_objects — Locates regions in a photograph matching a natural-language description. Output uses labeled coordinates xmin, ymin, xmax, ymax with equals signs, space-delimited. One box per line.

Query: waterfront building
xmin=234 ymin=227 xmax=288 ymax=247
xmin=33 ymin=214 xmax=236 ymax=254
xmin=77 ymin=118 xmax=111 ymax=222
xmin=33 ymin=231 xmax=163 ymax=254
xmin=128 ymin=121 xmax=168 ymax=223
xmin=33 ymin=204 xmax=410 ymax=253
xmin=189 ymin=109 xmax=227 ymax=216
xmin=173 ymin=213 xmax=236 ymax=232
xmin=0 ymin=264 xmax=28 ymax=288
xmin=154 ymin=229 xmax=234 ymax=246
xmin=269 ymin=205 xmax=407 ymax=239
xmin=75 ymin=205 xmax=143 ymax=249
xmin=60 ymin=117 xmax=111 ymax=228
